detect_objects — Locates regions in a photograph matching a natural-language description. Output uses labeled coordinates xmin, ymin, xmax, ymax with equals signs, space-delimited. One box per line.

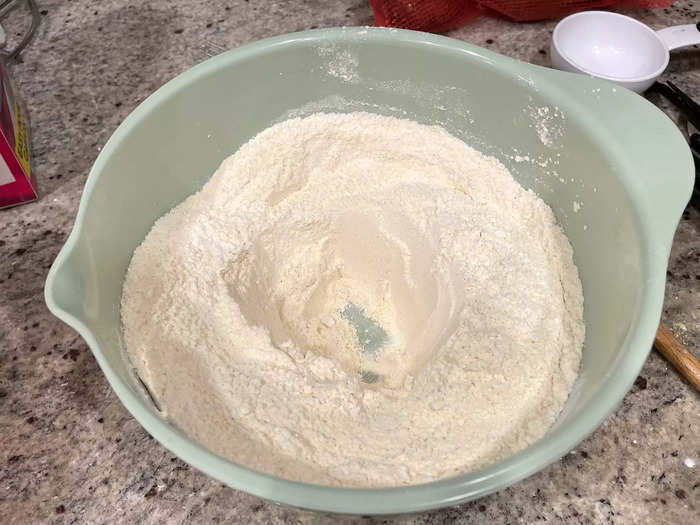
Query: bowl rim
xmin=45 ymin=26 xmax=687 ymax=515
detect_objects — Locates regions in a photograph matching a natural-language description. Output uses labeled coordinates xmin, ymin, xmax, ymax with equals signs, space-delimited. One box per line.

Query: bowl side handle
xmin=533 ymin=65 xmax=694 ymax=255
xmin=45 ymin=245 xmax=83 ymax=322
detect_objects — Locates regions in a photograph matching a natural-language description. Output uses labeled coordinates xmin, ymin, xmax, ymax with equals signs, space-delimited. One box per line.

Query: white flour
xmin=121 ymin=113 xmax=584 ymax=487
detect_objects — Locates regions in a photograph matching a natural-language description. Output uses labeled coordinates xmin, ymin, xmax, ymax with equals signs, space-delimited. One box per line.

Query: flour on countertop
xmin=121 ymin=112 xmax=584 ymax=488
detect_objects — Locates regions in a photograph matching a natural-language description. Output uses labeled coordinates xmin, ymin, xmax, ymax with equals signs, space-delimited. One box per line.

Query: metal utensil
xmin=0 ymin=0 xmax=39 ymax=60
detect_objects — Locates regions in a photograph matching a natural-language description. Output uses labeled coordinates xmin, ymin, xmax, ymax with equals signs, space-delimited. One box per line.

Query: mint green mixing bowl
xmin=44 ymin=28 xmax=693 ymax=514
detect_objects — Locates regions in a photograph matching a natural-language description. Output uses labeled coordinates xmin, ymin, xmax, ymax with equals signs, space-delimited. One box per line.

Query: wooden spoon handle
xmin=655 ymin=323 xmax=700 ymax=392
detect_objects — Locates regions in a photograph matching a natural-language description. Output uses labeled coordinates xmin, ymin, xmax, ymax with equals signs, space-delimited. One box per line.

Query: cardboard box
xmin=0 ymin=56 xmax=35 ymax=209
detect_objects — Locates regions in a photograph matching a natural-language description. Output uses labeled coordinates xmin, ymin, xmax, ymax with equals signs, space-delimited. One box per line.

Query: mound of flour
xmin=121 ymin=112 xmax=584 ymax=487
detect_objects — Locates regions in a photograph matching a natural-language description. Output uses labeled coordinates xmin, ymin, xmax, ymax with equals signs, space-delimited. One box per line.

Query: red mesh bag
xmin=370 ymin=0 xmax=676 ymax=31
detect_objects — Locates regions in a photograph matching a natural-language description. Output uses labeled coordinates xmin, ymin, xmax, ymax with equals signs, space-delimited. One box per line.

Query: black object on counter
xmin=652 ymin=81 xmax=700 ymax=131
xmin=689 ymin=134 xmax=700 ymax=208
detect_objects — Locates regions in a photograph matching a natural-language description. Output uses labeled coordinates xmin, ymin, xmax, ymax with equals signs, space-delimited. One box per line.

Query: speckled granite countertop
xmin=1 ymin=1 xmax=698 ymax=523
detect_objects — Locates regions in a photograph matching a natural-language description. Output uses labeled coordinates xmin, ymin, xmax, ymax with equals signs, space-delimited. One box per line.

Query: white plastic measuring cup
xmin=551 ymin=11 xmax=700 ymax=93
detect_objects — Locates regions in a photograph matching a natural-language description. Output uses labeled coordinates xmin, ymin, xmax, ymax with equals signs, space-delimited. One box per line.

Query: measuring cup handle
xmin=656 ymin=22 xmax=700 ymax=51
